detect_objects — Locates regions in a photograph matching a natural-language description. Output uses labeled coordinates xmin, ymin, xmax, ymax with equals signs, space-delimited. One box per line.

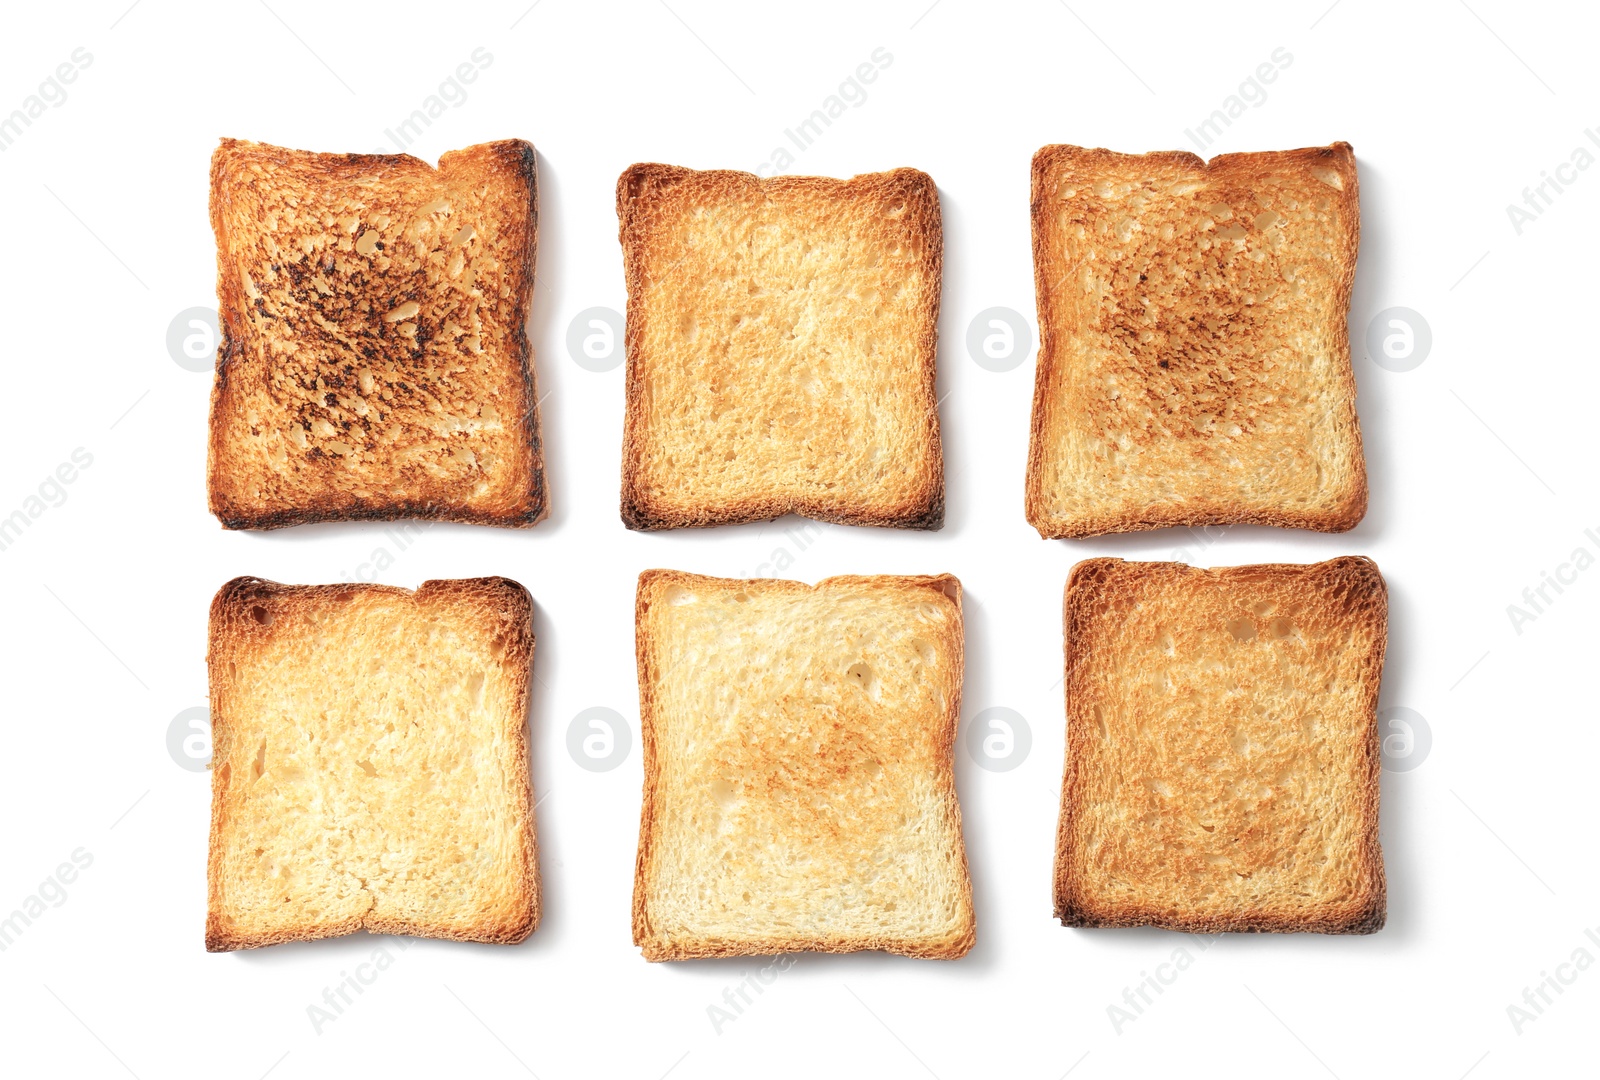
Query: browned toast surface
xmin=208 ymin=139 xmax=544 ymax=529
xmin=1055 ymin=557 xmax=1386 ymax=933
xmin=632 ymin=570 xmax=974 ymax=959
xmin=1027 ymin=144 xmax=1365 ymax=539
xmin=617 ymin=165 xmax=944 ymax=530
xmin=206 ymin=576 xmax=538 ymax=950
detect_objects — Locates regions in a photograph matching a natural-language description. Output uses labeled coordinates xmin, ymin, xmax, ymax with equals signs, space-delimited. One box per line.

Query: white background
xmin=0 ymin=1 xmax=1594 ymax=1076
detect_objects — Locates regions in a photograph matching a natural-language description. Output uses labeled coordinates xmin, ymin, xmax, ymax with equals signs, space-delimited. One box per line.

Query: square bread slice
xmin=1026 ymin=143 xmax=1366 ymax=539
xmin=208 ymin=138 xmax=545 ymax=530
xmin=633 ymin=570 xmax=973 ymax=959
xmin=616 ymin=165 xmax=944 ymax=530
xmin=1055 ymin=557 xmax=1386 ymax=933
xmin=206 ymin=576 xmax=538 ymax=950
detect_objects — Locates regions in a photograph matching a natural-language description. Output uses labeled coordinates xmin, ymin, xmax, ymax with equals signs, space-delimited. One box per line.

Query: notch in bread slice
xmin=1026 ymin=143 xmax=1366 ymax=539
xmin=632 ymin=570 xmax=973 ymax=959
xmin=617 ymin=165 xmax=944 ymax=530
xmin=208 ymin=139 xmax=545 ymax=530
xmin=1054 ymin=557 xmax=1386 ymax=933
xmin=206 ymin=576 xmax=538 ymax=950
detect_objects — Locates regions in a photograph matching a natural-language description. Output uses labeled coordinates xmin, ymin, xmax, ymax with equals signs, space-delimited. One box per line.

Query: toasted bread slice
xmin=632 ymin=570 xmax=973 ymax=959
xmin=208 ymin=139 xmax=545 ymax=530
xmin=1026 ymin=143 xmax=1366 ymax=539
xmin=617 ymin=165 xmax=944 ymax=530
xmin=1054 ymin=557 xmax=1386 ymax=933
xmin=206 ymin=576 xmax=538 ymax=950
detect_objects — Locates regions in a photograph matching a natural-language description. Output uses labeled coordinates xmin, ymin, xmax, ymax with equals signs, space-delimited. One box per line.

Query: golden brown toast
xmin=617 ymin=165 xmax=944 ymax=530
xmin=207 ymin=139 xmax=545 ymax=529
xmin=632 ymin=570 xmax=973 ymax=959
xmin=205 ymin=576 xmax=538 ymax=950
xmin=1055 ymin=557 xmax=1386 ymax=933
xmin=1026 ymin=143 xmax=1365 ymax=539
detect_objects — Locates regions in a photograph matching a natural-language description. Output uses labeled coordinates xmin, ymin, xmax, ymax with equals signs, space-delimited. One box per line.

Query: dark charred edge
xmin=481 ymin=574 xmax=534 ymax=617
xmin=503 ymin=139 xmax=546 ymax=532
xmin=523 ymin=465 xmax=548 ymax=525
xmin=497 ymin=138 xmax=539 ymax=187
xmin=1041 ymin=503 xmax=1367 ymax=541
xmin=619 ymin=488 xmax=661 ymax=531
xmin=1054 ymin=895 xmax=1092 ymax=928
xmin=207 ymin=912 xmax=541 ymax=952
xmin=620 ymin=491 xmax=944 ymax=533
xmin=213 ymin=575 xmax=276 ymax=601
xmin=511 ymin=385 xmax=549 ymax=527
xmin=216 ymin=496 xmax=544 ymax=531
xmin=205 ymin=923 xmax=255 ymax=952
xmin=1056 ymin=904 xmax=1386 ymax=935
xmin=1348 ymin=895 xmax=1387 ymax=935
xmin=897 ymin=484 xmax=945 ymax=530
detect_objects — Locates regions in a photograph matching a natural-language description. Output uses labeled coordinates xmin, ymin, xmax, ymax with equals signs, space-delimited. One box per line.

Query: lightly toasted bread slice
xmin=1055 ymin=557 xmax=1386 ymax=933
xmin=207 ymin=139 xmax=545 ymax=530
xmin=617 ymin=164 xmax=944 ymax=530
xmin=1026 ymin=143 xmax=1366 ymax=539
xmin=632 ymin=570 xmax=974 ymax=959
xmin=206 ymin=576 xmax=538 ymax=950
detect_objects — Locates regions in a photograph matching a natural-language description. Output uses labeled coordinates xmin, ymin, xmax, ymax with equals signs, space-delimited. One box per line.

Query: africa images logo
xmin=1505 ymin=924 xmax=1600 ymax=1035
xmin=1504 ymin=527 xmax=1600 ymax=635
xmin=1504 ymin=130 xmax=1600 ymax=235
xmin=0 ymin=47 xmax=92 ymax=153
xmin=0 ymin=849 xmax=94 ymax=952
xmin=752 ymin=49 xmax=892 ymax=177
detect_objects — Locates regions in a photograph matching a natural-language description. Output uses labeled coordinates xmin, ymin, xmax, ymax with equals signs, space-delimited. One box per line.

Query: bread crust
xmin=1053 ymin=557 xmax=1386 ymax=934
xmin=205 ymin=576 xmax=539 ymax=950
xmin=616 ymin=164 xmax=944 ymax=531
xmin=207 ymin=139 xmax=545 ymax=530
xmin=631 ymin=570 xmax=974 ymax=959
xmin=1025 ymin=143 xmax=1366 ymax=539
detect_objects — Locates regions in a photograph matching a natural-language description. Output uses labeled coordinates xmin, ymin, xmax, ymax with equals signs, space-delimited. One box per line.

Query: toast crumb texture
xmin=633 ymin=570 xmax=974 ymax=959
xmin=617 ymin=164 xmax=944 ymax=530
xmin=1054 ymin=557 xmax=1386 ymax=933
xmin=1026 ymin=143 xmax=1366 ymax=539
xmin=206 ymin=576 xmax=539 ymax=950
xmin=208 ymin=138 xmax=545 ymax=530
